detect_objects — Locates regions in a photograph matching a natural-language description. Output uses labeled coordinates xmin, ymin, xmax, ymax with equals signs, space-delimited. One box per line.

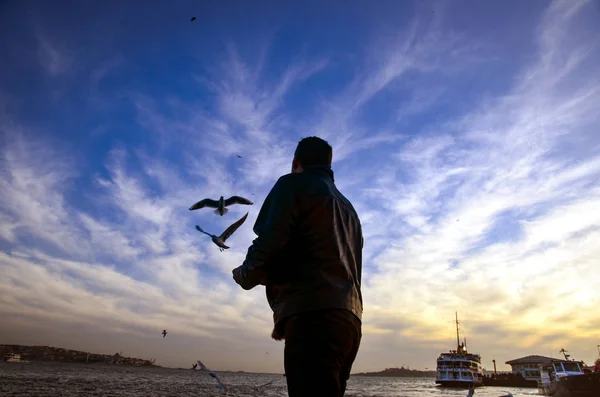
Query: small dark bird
xmin=189 ymin=196 xmax=253 ymax=216
xmin=195 ymin=212 xmax=249 ymax=251
xmin=190 ymin=16 xmax=196 ymax=22
xmin=192 ymin=363 xmax=198 ymax=370
xmin=236 ymin=155 xmax=242 ymax=158
xmin=162 ymin=329 xmax=167 ymax=338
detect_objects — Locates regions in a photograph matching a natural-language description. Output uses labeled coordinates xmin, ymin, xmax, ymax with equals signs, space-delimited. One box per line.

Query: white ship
xmin=435 ymin=312 xmax=484 ymax=387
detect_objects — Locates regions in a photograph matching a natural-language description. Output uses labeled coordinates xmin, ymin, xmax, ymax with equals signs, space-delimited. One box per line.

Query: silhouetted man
xmin=232 ymin=136 xmax=363 ymax=397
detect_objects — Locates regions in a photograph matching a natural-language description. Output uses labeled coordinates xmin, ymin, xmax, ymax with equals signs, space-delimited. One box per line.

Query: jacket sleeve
xmin=235 ymin=175 xmax=298 ymax=290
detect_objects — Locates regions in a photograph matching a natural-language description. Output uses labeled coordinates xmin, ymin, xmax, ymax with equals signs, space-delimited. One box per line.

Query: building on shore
xmin=505 ymin=355 xmax=561 ymax=381
xmin=483 ymin=370 xmax=511 ymax=376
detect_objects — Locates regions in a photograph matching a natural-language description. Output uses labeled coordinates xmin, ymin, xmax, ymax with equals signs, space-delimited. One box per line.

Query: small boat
xmin=3 ymin=353 xmax=28 ymax=363
xmin=435 ymin=312 xmax=484 ymax=387
xmin=537 ymin=352 xmax=600 ymax=397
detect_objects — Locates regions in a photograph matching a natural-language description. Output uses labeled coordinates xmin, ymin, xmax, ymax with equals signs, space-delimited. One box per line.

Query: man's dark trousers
xmin=283 ymin=308 xmax=362 ymax=397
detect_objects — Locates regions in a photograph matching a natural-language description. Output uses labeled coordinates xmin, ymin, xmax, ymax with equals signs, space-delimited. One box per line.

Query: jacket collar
xmin=303 ymin=164 xmax=335 ymax=183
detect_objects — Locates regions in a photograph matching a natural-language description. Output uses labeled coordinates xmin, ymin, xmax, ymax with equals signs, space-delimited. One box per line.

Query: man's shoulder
xmin=275 ymin=172 xmax=296 ymax=183
xmin=273 ymin=173 xmax=300 ymax=189
xmin=274 ymin=172 xmax=314 ymax=188
xmin=264 ymin=174 xmax=303 ymax=200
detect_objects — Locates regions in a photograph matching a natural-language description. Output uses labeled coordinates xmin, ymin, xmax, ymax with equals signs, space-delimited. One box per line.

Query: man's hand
xmin=232 ymin=266 xmax=243 ymax=285
xmin=233 ymin=265 xmax=266 ymax=289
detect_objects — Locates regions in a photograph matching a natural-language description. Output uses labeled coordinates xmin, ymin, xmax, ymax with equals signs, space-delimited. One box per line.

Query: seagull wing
xmin=207 ymin=370 xmax=226 ymax=389
xmin=189 ymin=198 xmax=219 ymax=211
xmin=219 ymin=212 xmax=248 ymax=242
xmin=224 ymin=196 xmax=253 ymax=206
xmin=195 ymin=225 xmax=213 ymax=237
xmin=214 ymin=375 xmax=226 ymax=389
xmin=197 ymin=360 xmax=209 ymax=371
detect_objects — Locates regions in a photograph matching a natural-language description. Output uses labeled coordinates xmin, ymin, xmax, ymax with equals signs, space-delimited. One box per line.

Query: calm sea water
xmin=1 ymin=362 xmax=539 ymax=397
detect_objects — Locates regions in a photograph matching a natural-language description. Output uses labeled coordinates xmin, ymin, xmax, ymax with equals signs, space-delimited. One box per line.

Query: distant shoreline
xmin=3 ymin=344 xmax=435 ymax=377
xmin=1 ymin=344 xmax=287 ymax=374
xmin=1 ymin=344 xmax=157 ymax=367
xmin=353 ymin=367 xmax=437 ymax=377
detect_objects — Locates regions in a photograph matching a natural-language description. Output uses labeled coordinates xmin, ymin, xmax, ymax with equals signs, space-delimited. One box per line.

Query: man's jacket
xmin=236 ymin=165 xmax=364 ymax=327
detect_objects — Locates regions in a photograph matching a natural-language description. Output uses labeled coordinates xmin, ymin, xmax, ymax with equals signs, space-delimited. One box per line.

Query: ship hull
xmin=435 ymin=379 xmax=483 ymax=388
xmin=483 ymin=375 xmax=537 ymax=387
xmin=555 ymin=372 xmax=600 ymax=397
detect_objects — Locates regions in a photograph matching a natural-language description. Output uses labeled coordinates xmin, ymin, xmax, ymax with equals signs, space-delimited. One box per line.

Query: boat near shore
xmin=537 ymin=350 xmax=600 ymax=397
xmin=3 ymin=353 xmax=29 ymax=364
xmin=435 ymin=312 xmax=484 ymax=388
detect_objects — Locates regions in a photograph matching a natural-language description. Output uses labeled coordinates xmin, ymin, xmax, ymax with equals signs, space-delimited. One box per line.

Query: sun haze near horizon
xmin=1 ymin=0 xmax=599 ymax=373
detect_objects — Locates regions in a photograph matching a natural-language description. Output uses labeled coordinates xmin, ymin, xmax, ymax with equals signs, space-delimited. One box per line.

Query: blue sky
xmin=1 ymin=0 xmax=600 ymax=373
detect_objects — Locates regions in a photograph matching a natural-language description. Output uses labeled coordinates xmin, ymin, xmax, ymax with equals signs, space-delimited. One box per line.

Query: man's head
xmin=291 ymin=136 xmax=332 ymax=173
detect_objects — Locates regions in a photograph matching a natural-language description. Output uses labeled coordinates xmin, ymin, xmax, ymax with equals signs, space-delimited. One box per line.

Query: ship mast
xmin=455 ymin=311 xmax=460 ymax=351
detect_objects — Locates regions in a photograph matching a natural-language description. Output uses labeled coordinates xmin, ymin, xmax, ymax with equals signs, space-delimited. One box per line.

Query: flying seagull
xmin=195 ymin=212 xmax=248 ymax=251
xmin=197 ymin=360 xmax=226 ymax=390
xmin=189 ymin=195 xmax=253 ymax=216
xmin=162 ymin=329 xmax=167 ymax=338
xmin=190 ymin=16 xmax=196 ymax=22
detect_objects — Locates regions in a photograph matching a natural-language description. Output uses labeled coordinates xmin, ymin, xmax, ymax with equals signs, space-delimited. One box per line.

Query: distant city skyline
xmin=1 ymin=0 xmax=599 ymax=373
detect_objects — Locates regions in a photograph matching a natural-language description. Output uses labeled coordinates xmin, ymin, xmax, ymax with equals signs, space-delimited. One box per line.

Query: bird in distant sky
xmin=162 ymin=329 xmax=167 ymax=338
xmin=190 ymin=16 xmax=196 ymax=22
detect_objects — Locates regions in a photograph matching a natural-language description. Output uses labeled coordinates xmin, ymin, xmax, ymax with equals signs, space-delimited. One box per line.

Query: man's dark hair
xmin=294 ymin=136 xmax=333 ymax=167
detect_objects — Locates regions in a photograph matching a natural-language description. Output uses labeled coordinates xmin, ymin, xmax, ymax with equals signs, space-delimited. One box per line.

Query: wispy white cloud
xmin=359 ymin=0 xmax=600 ymax=366
xmin=36 ymin=34 xmax=72 ymax=77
